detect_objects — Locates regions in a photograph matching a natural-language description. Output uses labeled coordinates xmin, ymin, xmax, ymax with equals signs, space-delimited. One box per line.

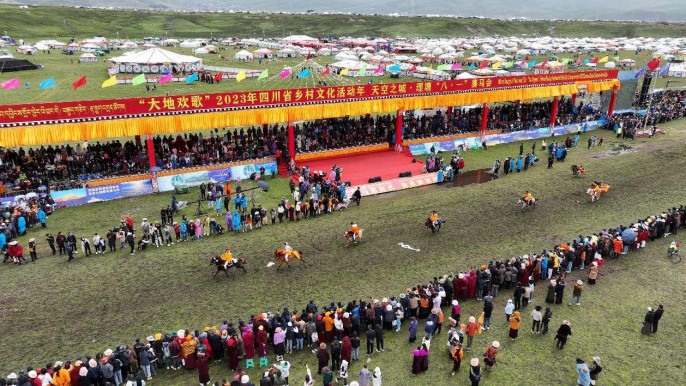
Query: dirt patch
xmin=591 ymin=138 xmax=686 ymax=159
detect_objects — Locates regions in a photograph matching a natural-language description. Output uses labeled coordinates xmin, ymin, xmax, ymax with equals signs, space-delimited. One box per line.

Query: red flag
xmin=306 ymin=52 xmax=311 ymax=60
xmin=321 ymin=67 xmax=330 ymax=76
xmin=72 ymin=76 xmax=87 ymax=91
xmin=409 ymin=65 xmax=417 ymax=72
xmin=590 ymin=56 xmax=599 ymax=64
xmin=647 ymin=57 xmax=661 ymax=71
xmin=479 ymin=61 xmax=488 ymax=69
xmin=213 ymin=72 xmax=223 ymax=82
xmin=539 ymin=59 xmax=548 ymax=68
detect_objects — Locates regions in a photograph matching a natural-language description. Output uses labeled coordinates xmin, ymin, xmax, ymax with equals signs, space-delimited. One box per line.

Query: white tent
xmin=456 ymin=72 xmax=478 ymax=79
xmin=233 ymin=50 xmax=254 ymax=60
xmin=180 ymin=40 xmax=202 ymax=48
xmin=79 ymin=53 xmax=98 ymax=63
xmin=252 ymin=48 xmax=274 ymax=58
xmin=194 ymin=48 xmax=209 ymax=55
xmin=603 ymin=62 xmax=616 ymax=68
xmin=161 ymin=39 xmax=180 ymax=47
xmin=109 ymin=47 xmax=202 ymax=74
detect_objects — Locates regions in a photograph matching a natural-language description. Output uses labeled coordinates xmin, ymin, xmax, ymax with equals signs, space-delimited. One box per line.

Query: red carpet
xmin=294 ymin=150 xmax=425 ymax=186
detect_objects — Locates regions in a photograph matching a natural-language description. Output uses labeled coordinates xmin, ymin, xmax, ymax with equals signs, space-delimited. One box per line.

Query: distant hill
xmin=4 ymin=0 xmax=685 ymax=21
xmin=0 ymin=3 xmax=684 ymax=40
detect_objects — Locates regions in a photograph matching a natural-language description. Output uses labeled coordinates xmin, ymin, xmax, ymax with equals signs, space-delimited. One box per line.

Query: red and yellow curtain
xmin=0 ymin=80 xmax=619 ymax=148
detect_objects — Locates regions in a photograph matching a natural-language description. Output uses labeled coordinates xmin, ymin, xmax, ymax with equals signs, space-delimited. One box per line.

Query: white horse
xmin=587 ymin=189 xmax=599 ymax=202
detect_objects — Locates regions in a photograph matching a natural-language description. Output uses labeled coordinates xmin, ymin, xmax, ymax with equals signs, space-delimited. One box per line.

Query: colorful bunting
xmin=598 ymin=56 xmax=609 ymax=63
xmin=491 ymin=62 xmax=501 ymax=69
xmin=297 ymin=69 xmax=311 ymax=78
xmin=527 ymin=60 xmax=537 ymax=68
xmin=590 ymin=56 xmax=599 ymax=64
xmin=131 ymin=74 xmax=146 ymax=86
xmin=158 ymin=73 xmax=172 ymax=84
xmin=186 ymin=72 xmax=199 ymax=84
xmin=101 ymin=76 xmax=116 ymax=89
xmin=340 ymin=68 xmax=349 ymax=76
xmin=213 ymin=72 xmax=223 ymax=82
xmin=257 ymin=69 xmax=269 ymax=80
xmin=279 ymin=68 xmax=291 ymax=79
xmin=321 ymin=67 xmax=330 ymax=76
xmin=39 ymin=77 xmax=55 ymax=90
xmin=73 ymin=76 xmax=87 ymax=91
xmin=374 ymin=66 xmax=384 ymax=74
xmin=450 ymin=63 xmax=462 ymax=70
xmin=634 ymin=66 xmax=647 ymax=78
xmin=659 ymin=64 xmax=670 ymax=77
xmin=388 ymin=64 xmax=401 ymax=72
xmin=1 ymin=78 xmax=20 ymax=90
xmin=647 ymin=57 xmax=661 ymax=71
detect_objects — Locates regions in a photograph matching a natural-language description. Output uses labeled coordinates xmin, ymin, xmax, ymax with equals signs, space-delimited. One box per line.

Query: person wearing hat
xmin=588 ymin=261 xmax=599 ymax=284
xmin=469 ymin=358 xmax=481 ymax=385
xmin=484 ymin=341 xmax=499 ymax=372
xmin=569 ymin=280 xmax=584 ymax=306
xmin=508 ymin=311 xmax=521 ymax=341
xmin=27 ymin=238 xmax=38 ymax=262
xmin=195 ymin=349 xmax=211 ymax=386
xmin=449 ymin=341 xmax=463 ymax=376
xmin=7 ymin=241 xmax=27 ymax=265
xmin=555 ymin=320 xmax=572 ymax=349
xmin=642 ymin=307 xmax=655 ymax=335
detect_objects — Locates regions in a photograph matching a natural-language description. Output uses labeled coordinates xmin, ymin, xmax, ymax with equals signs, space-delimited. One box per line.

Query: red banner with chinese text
xmin=0 ymin=70 xmax=617 ymax=125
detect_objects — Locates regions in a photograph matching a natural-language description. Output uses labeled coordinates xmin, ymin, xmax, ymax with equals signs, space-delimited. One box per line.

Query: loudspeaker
xmin=368 ymin=176 xmax=382 ymax=183
xmin=638 ymin=70 xmax=653 ymax=106
xmin=399 ymin=171 xmax=412 ymax=178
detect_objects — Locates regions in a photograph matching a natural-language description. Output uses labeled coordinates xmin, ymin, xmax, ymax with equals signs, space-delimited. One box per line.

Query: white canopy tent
xmin=109 ymin=48 xmax=202 ymax=74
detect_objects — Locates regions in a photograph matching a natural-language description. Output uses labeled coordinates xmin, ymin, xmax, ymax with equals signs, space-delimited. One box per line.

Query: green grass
xmin=1 ymin=121 xmax=685 ymax=383
xmin=2 ymin=46 xmax=683 ymax=106
xmin=2 ymin=5 xmax=686 ymax=41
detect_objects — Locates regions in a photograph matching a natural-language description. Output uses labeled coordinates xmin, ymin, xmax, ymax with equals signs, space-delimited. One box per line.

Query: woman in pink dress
xmin=194 ymin=218 xmax=202 ymax=239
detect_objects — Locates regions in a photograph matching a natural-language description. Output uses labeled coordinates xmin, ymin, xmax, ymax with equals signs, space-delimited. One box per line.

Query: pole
xmin=643 ymin=69 xmax=658 ymax=129
xmin=287 ymin=122 xmax=295 ymax=162
xmin=549 ymin=96 xmax=559 ymax=129
xmin=571 ymin=93 xmax=577 ymax=105
xmin=395 ymin=110 xmax=403 ymax=148
xmin=480 ymin=103 xmax=488 ymax=138
xmin=146 ymin=134 xmax=156 ymax=169
xmin=446 ymin=106 xmax=453 ymax=120
xmin=607 ymin=88 xmax=617 ymax=118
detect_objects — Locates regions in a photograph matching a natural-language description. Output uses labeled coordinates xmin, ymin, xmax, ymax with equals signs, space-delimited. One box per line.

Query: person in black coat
xmin=555 ymin=320 xmax=572 ymax=349
xmin=652 ymin=305 xmax=664 ymax=333
xmin=642 ymin=307 xmax=654 ymax=334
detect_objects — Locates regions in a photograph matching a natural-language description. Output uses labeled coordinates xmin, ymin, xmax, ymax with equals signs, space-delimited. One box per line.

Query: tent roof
xmin=109 ymin=47 xmax=201 ymax=64
xmin=0 ymin=58 xmax=39 ymax=73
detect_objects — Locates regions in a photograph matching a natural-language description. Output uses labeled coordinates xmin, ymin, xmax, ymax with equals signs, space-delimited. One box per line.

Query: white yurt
xmin=233 ymin=50 xmax=254 ymax=60
xmin=109 ymin=47 xmax=202 ymax=74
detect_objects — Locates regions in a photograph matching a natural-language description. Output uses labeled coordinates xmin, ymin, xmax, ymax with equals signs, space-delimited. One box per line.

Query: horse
xmin=588 ymin=182 xmax=610 ymax=202
xmin=274 ymin=249 xmax=303 ymax=271
xmin=425 ymin=218 xmax=443 ymax=234
xmin=344 ymin=228 xmax=363 ymax=245
xmin=587 ymin=189 xmax=599 ymax=202
xmin=210 ymin=255 xmax=247 ymax=279
xmin=571 ymin=164 xmax=585 ymax=177
xmin=517 ymin=197 xmax=538 ymax=210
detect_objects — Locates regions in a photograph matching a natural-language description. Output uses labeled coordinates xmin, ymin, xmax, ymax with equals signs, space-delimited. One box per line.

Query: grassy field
xmin=1 ymin=120 xmax=686 ymax=384
xmin=2 ymin=5 xmax=686 ymax=41
xmin=1 ymin=46 xmax=684 ymax=106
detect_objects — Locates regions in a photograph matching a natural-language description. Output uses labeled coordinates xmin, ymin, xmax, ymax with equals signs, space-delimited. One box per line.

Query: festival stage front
xmin=293 ymin=149 xmax=425 ymax=186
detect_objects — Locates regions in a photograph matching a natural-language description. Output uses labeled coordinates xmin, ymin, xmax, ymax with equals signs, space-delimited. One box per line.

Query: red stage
xmin=291 ymin=150 xmax=425 ymax=186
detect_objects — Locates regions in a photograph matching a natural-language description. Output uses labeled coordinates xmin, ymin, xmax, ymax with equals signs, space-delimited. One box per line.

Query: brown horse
xmin=274 ymin=249 xmax=304 ymax=271
xmin=210 ymin=255 xmax=247 ymax=278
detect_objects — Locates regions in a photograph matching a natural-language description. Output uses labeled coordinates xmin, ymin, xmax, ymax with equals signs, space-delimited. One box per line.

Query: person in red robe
xmin=341 ymin=336 xmax=352 ymax=363
xmin=256 ymin=325 xmax=269 ymax=357
xmin=196 ymin=352 xmax=210 ymax=385
xmin=68 ymin=361 xmax=81 ymax=386
xmin=468 ymin=270 xmax=477 ymax=298
xmin=226 ymin=337 xmax=239 ymax=370
xmin=242 ymin=328 xmax=255 ymax=360
xmin=200 ymin=333 xmax=213 ymax=359
xmin=452 ymin=276 xmax=460 ymax=301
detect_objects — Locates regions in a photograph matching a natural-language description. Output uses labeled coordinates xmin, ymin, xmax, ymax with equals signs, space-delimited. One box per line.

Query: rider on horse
xmin=346 ymin=222 xmax=362 ymax=242
xmin=522 ymin=191 xmax=534 ymax=206
xmin=221 ymin=247 xmax=234 ymax=270
xmin=280 ymin=242 xmax=301 ymax=262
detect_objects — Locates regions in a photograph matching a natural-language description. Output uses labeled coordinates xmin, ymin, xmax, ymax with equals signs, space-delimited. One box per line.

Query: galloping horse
xmin=274 ymin=249 xmax=304 ymax=271
xmin=344 ymin=225 xmax=363 ymax=245
xmin=587 ymin=181 xmax=610 ymax=202
xmin=571 ymin=164 xmax=585 ymax=177
xmin=517 ymin=197 xmax=538 ymax=210
xmin=210 ymin=255 xmax=247 ymax=278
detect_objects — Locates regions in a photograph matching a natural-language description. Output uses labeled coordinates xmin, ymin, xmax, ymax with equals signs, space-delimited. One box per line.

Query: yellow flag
xmin=340 ymin=68 xmax=349 ymax=76
xmin=492 ymin=61 xmax=501 ymax=69
xmin=101 ymin=75 xmax=117 ymax=88
xmin=598 ymin=56 xmax=609 ymax=63
xmin=549 ymin=61 xmax=558 ymax=67
xmin=236 ymin=71 xmax=246 ymax=82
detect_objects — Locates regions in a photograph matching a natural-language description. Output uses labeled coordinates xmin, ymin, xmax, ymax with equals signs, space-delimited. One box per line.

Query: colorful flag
xmin=539 ymin=60 xmax=548 ymax=68
xmin=647 ymin=57 xmax=661 ymax=71
xmin=374 ymin=66 xmax=384 ymax=74
xmin=561 ymin=58 xmax=570 ymax=65
xmin=297 ymin=69 xmax=311 ymax=78
xmin=598 ymin=56 xmax=609 ymax=63
xmin=590 ymin=56 xmax=599 ymax=64
xmin=468 ymin=63 xmax=475 ymax=70
xmin=634 ymin=66 xmax=647 ymax=78
xmin=409 ymin=65 xmax=417 ymax=72
xmin=659 ymin=64 xmax=670 ymax=77
xmin=39 ymin=77 xmax=55 ymax=90
xmin=450 ymin=63 xmax=461 ymax=70
xmin=576 ymin=58 xmax=582 ymax=66
xmin=131 ymin=73 xmax=146 ymax=86
xmin=321 ymin=67 xmax=330 ymax=76
xmin=358 ymin=65 xmax=367 ymax=74
xmin=279 ymin=68 xmax=291 ymax=79
xmin=478 ymin=61 xmax=488 ymax=69
xmin=503 ymin=62 xmax=513 ymax=69
xmin=582 ymin=58 xmax=590 ymax=66
xmin=612 ymin=56 xmax=620 ymax=61
xmin=73 ymin=76 xmax=87 ymax=91
xmin=518 ymin=61 xmax=527 ymax=68
xmin=491 ymin=61 xmax=501 ymax=69
xmin=306 ymin=52 xmax=311 ymax=60
xmin=158 ymin=73 xmax=172 ymax=84
xmin=388 ymin=64 xmax=400 ymax=72
xmin=185 ymin=72 xmax=198 ymax=84
xmin=235 ymin=71 xmax=246 ymax=83
xmin=340 ymin=68 xmax=349 ymax=76
xmin=1 ymin=78 xmax=20 ymax=90
xmin=527 ymin=60 xmax=536 ymax=68
xmin=213 ymin=72 xmax=223 ymax=82
xmin=102 ymin=76 xmax=117 ymax=88
xmin=257 ymin=69 xmax=269 ymax=80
